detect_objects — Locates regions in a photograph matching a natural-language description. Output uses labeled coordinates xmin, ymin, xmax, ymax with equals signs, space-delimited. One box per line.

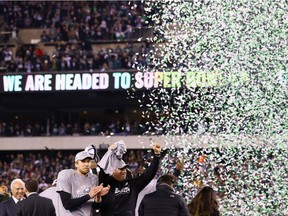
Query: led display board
xmin=0 ymin=70 xmax=249 ymax=93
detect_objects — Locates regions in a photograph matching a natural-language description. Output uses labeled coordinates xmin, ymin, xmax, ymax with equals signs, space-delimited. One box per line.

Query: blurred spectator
xmin=40 ymin=30 xmax=50 ymax=42
xmin=187 ymin=186 xmax=220 ymax=216
xmin=0 ymin=185 xmax=10 ymax=203
xmin=48 ymin=24 xmax=58 ymax=42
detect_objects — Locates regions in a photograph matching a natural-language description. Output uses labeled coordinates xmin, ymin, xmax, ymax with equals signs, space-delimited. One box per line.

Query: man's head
xmin=75 ymin=151 xmax=93 ymax=176
xmin=10 ymin=178 xmax=25 ymax=200
xmin=157 ymin=174 xmax=175 ymax=188
xmin=112 ymin=160 xmax=129 ymax=182
xmin=24 ymin=178 xmax=39 ymax=193
xmin=112 ymin=167 xmax=128 ymax=182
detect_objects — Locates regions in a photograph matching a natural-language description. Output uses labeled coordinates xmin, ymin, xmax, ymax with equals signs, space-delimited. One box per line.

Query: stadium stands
xmin=0 ymin=1 xmax=155 ymax=137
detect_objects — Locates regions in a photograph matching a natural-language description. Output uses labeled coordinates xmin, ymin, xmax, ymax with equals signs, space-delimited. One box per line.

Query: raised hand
xmin=108 ymin=143 xmax=117 ymax=150
xmin=151 ymin=143 xmax=161 ymax=155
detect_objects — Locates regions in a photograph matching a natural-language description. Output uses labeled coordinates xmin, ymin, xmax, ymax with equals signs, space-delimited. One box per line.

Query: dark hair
xmin=188 ymin=186 xmax=220 ymax=216
xmin=25 ymin=178 xmax=39 ymax=193
xmin=157 ymin=174 xmax=175 ymax=185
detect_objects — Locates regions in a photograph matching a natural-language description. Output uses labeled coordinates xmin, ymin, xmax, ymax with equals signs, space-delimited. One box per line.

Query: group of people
xmin=0 ymin=40 xmax=150 ymax=73
xmin=0 ymin=178 xmax=55 ymax=216
xmin=0 ymin=117 xmax=148 ymax=137
xmin=0 ymin=142 xmax=221 ymax=216
xmin=0 ymin=1 xmax=153 ymax=74
xmin=1 ymin=1 xmax=147 ymax=42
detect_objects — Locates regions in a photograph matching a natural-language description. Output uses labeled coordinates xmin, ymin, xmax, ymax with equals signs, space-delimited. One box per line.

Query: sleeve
xmin=0 ymin=203 xmax=5 ymax=216
xmin=178 ymin=196 xmax=190 ymax=216
xmin=59 ymin=191 xmax=91 ymax=210
xmin=135 ymin=153 xmax=160 ymax=192
xmin=138 ymin=196 xmax=146 ymax=216
xmin=56 ymin=170 xmax=72 ymax=194
xmin=98 ymin=167 xmax=110 ymax=186
xmin=0 ymin=203 xmax=7 ymax=216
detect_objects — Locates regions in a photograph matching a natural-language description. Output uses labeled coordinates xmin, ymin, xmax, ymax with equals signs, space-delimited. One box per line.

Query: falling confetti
xmin=134 ymin=0 xmax=288 ymax=215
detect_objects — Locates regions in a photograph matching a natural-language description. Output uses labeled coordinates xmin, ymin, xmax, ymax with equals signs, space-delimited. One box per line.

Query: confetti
xmin=135 ymin=1 xmax=288 ymax=215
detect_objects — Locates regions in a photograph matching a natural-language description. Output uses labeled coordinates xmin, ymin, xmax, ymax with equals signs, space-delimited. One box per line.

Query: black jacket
xmin=138 ymin=184 xmax=189 ymax=216
xmin=17 ymin=193 xmax=56 ymax=216
xmin=0 ymin=198 xmax=19 ymax=216
xmin=99 ymin=154 xmax=160 ymax=216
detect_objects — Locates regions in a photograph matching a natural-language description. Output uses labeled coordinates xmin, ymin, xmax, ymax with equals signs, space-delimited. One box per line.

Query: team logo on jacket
xmin=115 ymin=183 xmax=130 ymax=197
xmin=75 ymin=186 xmax=91 ymax=198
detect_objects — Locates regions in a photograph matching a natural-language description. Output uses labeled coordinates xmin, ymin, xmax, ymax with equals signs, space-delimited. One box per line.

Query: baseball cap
xmin=75 ymin=151 xmax=93 ymax=162
xmin=115 ymin=159 xmax=129 ymax=170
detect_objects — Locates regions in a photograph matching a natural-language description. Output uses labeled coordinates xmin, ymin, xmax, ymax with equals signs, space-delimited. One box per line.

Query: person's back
xmin=39 ymin=181 xmax=57 ymax=207
xmin=17 ymin=178 xmax=56 ymax=216
xmin=135 ymin=158 xmax=184 ymax=216
xmin=138 ymin=174 xmax=189 ymax=216
xmin=40 ymin=181 xmax=71 ymax=216
xmin=18 ymin=194 xmax=56 ymax=216
xmin=135 ymin=178 xmax=158 ymax=216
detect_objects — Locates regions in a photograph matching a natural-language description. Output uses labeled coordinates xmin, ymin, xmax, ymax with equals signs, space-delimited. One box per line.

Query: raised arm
xmin=135 ymin=143 xmax=162 ymax=192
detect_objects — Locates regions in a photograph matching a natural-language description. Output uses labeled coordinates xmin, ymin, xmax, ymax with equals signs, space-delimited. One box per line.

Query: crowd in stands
xmin=1 ymin=1 xmax=148 ymax=41
xmin=0 ymin=1 xmax=152 ymax=73
xmin=0 ymin=118 xmax=150 ymax=137
xmin=0 ymin=42 xmax=151 ymax=73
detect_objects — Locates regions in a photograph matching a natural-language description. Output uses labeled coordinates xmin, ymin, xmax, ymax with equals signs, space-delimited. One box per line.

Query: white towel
xmin=98 ymin=140 xmax=128 ymax=175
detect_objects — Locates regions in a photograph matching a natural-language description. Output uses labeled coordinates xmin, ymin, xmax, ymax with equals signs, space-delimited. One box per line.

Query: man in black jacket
xmin=135 ymin=158 xmax=184 ymax=216
xmin=17 ymin=178 xmax=56 ymax=216
xmin=138 ymin=174 xmax=189 ymax=216
xmin=98 ymin=143 xmax=162 ymax=216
